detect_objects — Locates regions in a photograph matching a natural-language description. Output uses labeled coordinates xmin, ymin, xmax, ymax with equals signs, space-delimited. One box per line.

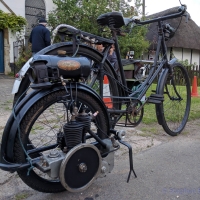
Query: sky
xmin=131 ymin=0 xmax=200 ymax=26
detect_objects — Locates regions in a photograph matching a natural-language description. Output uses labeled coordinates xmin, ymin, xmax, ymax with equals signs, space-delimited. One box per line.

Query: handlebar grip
xmin=178 ymin=5 xmax=187 ymax=12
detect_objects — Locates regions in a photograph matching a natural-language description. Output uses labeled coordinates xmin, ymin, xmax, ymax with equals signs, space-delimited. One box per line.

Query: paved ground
xmin=0 ymin=76 xmax=200 ymax=200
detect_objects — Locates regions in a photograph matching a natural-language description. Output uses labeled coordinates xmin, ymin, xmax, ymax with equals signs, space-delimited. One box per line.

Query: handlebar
xmin=131 ymin=5 xmax=187 ymax=25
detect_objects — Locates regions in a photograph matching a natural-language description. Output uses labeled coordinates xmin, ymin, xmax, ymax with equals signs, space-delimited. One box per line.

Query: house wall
xmin=191 ymin=49 xmax=200 ymax=66
xmin=0 ymin=0 xmax=56 ymax=74
xmin=4 ymin=29 xmax=11 ymax=74
xmin=183 ymin=48 xmax=191 ymax=63
xmin=0 ymin=1 xmax=12 ymax=74
xmin=1 ymin=3 xmax=9 ymax=12
xmin=2 ymin=0 xmax=56 ymax=17
xmin=172 ymin=48 xmax=200 ymax=65
xmin=144 ymin=47 xmax=200 ymax=67
xmin=173 ymin=48 xmax=182 ymax=61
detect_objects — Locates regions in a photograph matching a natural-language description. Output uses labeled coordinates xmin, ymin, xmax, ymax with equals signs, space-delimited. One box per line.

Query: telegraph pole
xmin=142 ymin=0 xmax=145 ymax=16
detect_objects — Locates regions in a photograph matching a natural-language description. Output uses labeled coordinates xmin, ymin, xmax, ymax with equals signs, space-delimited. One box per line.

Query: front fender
xmin=1 ymin=83 xmax=110 ymax=163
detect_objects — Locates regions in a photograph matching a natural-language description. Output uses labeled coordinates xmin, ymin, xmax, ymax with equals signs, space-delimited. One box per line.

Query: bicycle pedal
xmin=147 ymin=94 xmax=164 ymax=104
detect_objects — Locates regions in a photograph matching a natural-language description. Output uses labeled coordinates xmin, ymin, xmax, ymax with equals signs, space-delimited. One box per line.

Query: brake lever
xmin=131 ymin=16 xmax=141 ymax=23
xmin=183 ymin=13 xmax=189 ymax=23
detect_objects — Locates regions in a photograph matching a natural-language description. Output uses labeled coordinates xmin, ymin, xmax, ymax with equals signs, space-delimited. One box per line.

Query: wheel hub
xmin=79 ymin=163 xmax=87 ymax=173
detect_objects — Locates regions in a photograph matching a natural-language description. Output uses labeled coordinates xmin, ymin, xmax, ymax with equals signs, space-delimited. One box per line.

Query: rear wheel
xmin=14 ymin=89 xmax=109 ymax=193
xmin=156 ymin=63 xmax=191 ymax=136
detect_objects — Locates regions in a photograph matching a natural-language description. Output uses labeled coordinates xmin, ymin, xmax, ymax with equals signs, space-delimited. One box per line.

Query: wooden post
xmin=142 ymin=0 xmax=145 ymax=17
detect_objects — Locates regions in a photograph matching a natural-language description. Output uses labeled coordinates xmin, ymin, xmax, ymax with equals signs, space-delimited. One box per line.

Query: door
xmin=0 ymin=30 xmax=4 ymax=73
xmin=25 ymin=0 xmax=46 ymax=33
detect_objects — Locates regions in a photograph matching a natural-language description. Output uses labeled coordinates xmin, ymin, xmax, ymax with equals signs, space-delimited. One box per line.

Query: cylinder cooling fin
xmin=63 ymin=121 xmax=83 ymax=150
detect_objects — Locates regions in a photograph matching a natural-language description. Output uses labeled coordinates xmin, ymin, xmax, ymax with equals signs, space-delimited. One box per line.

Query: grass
xmin=140 ymin=83 xmax=158 ymax=124
xmin=140 ymin=127 xmax=160 ymax=135
xmin=15 ymin=192 xmax=30 ymax=200
xmin=7 ymin=71 xmax=15 ymax=77
xmin=189 ymin=90 xmax=200 ymax=120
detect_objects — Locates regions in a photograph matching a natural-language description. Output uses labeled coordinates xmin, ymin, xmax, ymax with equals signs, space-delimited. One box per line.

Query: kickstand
xmin=119 ymin=140 xmax=137 ymax=182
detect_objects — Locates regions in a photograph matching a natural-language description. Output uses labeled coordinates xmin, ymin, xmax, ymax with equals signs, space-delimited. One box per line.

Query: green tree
xmin=0 ymin=10 xmax=26 ymax=32
xmin=48 ymin=0 xmax=149 ymax=57
xmin=118 ymin=24 xmax=150 ymax=58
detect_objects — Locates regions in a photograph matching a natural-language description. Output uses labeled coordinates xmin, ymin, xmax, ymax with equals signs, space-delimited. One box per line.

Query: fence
xmin=136 ymin=63 xmax=200 ymax=86
xmin=185 ymin=65 xmax=200 ymax=85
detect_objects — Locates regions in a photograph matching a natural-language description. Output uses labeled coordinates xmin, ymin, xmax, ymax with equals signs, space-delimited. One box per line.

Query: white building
xmin=0 ymin=0 xmax=56 ymax=74
xmin=144 ymin=7 xmax=200 ymax=67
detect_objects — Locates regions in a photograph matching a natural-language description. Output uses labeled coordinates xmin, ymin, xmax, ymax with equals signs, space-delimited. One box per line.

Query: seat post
xmin=112 ymin=30 xmax=127 ymax=89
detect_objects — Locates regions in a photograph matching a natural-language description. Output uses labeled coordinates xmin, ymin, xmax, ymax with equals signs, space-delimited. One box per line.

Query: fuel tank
xmin=28 ymin=54 xmax=91 ymax=89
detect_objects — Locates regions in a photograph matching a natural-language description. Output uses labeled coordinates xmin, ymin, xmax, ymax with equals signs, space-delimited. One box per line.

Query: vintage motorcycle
xmin=0 ymin=50 xmax=136 ymax=193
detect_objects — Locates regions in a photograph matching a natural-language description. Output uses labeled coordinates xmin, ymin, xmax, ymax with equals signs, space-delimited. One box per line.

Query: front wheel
xmin=14 ymin=89 xmax=109 ymax=193
xmin=156 ymin=62 xmax=191 ymax=136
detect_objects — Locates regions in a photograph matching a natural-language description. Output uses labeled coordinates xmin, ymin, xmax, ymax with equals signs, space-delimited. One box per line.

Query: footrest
xmin=126 ymin=79 xmax=137 ymax=82
xmin=147 ymin=94 xmax=164 ymax=104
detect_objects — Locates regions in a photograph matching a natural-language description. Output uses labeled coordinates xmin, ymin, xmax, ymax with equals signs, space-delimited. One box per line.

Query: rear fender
xmin=2 ymin=83 xmax=110 ymax=162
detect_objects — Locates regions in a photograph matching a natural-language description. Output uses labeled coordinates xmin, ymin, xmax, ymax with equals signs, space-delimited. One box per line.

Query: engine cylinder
xmin=76 ymin=114 xmax=91 ymax=133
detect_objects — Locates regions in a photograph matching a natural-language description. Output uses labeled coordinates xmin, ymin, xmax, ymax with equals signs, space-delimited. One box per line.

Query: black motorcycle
xmin=0 ymin=52 xmax=136 ymax=193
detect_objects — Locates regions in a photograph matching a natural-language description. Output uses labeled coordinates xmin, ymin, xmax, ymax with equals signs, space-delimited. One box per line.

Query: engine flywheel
xmin=59 ymin=143 xmax=102 ymax=192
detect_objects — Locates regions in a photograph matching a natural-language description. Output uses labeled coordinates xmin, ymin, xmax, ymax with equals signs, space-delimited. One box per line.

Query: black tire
xmin=14 ymin=89 xmax=109 ymax=193
xmin=156 ymin=62 xmax=191 ymax=136
xmin=13 ymin=44 xmax=121 ymax=110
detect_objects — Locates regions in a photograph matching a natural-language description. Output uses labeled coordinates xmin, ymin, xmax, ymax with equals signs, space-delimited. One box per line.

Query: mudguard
xmin=1 ymin=83 xmax=110 ymax=164
xmin=155 ymin=58 xmax=178 ymax=125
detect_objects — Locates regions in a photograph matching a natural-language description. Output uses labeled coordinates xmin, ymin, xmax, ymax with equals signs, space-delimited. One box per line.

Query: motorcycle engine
xmin=36 ymin=111 xmax=115 ymax=192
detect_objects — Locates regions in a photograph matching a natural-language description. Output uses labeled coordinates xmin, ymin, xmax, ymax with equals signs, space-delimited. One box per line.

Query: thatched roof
xmin=145 ymin=7 xmax=200 ymax=51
